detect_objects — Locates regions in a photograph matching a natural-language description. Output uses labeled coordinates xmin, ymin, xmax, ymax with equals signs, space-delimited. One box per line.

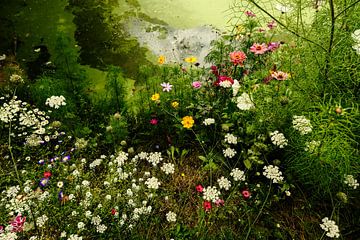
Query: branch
xmin=334 ymin=0 xmax=360 ymax=20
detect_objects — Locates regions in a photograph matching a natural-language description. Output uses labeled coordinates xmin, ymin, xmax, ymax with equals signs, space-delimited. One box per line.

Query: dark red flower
xmin=196 ymin=184 xmax=204 ymax=193
xmin=111 ymin=208 xmax=117 ymax=215
xmin=43 ymin=171 xmax=52 ymax=178
xmin=203 ymin=201 xmax=212 ymax=212
xmin=242 ymin=189 xmax=251 ymax=199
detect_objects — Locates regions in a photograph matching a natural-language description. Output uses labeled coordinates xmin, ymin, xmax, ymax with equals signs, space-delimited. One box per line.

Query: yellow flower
xmin=181 ymin=173 xmax=185 ymax=177
xmin=171 ymin=101 xmax=179 ymax=108
xmin=151 ymin=93 xmax=160 ymax=101
xmin=158 ymin=55 xmax=165 ymax=64
xmin=181 ymin=116 xmax=194 ymax=129
xmin=184 ymin=56 xmax=197 ymax=63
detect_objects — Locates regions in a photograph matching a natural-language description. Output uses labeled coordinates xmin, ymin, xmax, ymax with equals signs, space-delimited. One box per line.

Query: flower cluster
xmin=344 ymin=175 xmax=359 ymax=189
xmin=320 ymin=217 xmax=340 ymax=238
xmin=224 ymin=133 xmax=237 ymax=144
xmin=160 ymin=163 xmax=175 ymax=175
xmin=292 ymin=115 xmax=312 ymax=135
xmin=166 ymin=211 xmax=177 ymax=222
xmin=263 ymin=165 xmax=284 ymax=183
xmin=203 ymin=118 xmax=215 ymax=126
xmin=145 ymin=177 xmax=161 ymax=190
xmin=236 ymin=93 xmax=254 ymax=110
xmin=203 ymin=186 xmax=221 ymax=203
xmin=45 ymin=95 xmax=66 ymax=109
xmin=217 ymin=176 xmax=231 ymax=190
xmin=230 ymin=168 xmax=245 ymax=182
xmin=223 ymin=148 xmax=236 ymax=158
xmin=305 ymin=140 xmax=321 ymax=153
xmin=351 ymin=29 xmax=360 ymax=54
xmin=270 ymin=131 xmax=288 ymax=148
xmin=9 ymin=74 xmax=24 ymax=83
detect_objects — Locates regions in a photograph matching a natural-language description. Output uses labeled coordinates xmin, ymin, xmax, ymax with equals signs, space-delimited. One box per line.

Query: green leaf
xmin=244 ymin=159 xmax=252 ymax=169
xmin=198 ymin=155 xmax=207 ymax=162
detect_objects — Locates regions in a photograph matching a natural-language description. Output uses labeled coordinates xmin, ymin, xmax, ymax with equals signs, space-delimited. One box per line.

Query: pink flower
xmin=241 ymin=190 xmax=251 ymax=199
xmin=0 ymin=225 xmax=4 ymax=233
xmin=43 ymin=171 xmax=52 ymax=178
xmin=267 ymin=42 xmax=280 ymax=52
xmin=230 ymin=51 xmax=247 ymax=66
xmin=149 ymin=118 xmax=158 ymax=125
xmin=192 ymin=81 xmax=202 ymax=89
xmin=250 ymin=43 xmax=268 ymax=55
xmin=160 ymin=82 xmax=173 ymax=92
xmin=203 ymin=201 xmax=212 ymax=212
xmin=271 ymin=71 xmax=289 ymax=81
xmin=245 ymin=11 xmax=256 ymax=17
xmin=10 ymin=213 xmax=26 ymax=232
xmin=267 ymin=20 xmax=277 ymax=30
xmin=196 ymin=184 xmax=204 ymax=193
xmin=215 ymin=199 xmax=224 ymax=207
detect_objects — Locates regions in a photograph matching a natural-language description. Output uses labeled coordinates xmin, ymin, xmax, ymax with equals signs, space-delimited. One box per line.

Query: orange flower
xmin=158 ymin=55 xmax=166 ymax=64
xmin=230 ymin=51 xmax=247 ymax=66
xmin=181 ymin=116 xmax=194 ymax=129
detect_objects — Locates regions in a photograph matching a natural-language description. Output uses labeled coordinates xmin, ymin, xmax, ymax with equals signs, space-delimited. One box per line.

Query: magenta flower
xmin=245 ymin=11 xmax=256 ymax=17
xmin=149 ymin=118 xmax=158 ymax=125
xmin=192 ymin=81 xmax=202 ymax=89
xmin=267 ymin=42 xmax=280 ymax=52
xmin=250 ymin=43 xmax=268 ymax=55
xmin=160 ymin=82 xmax=173 ymax=92
xmin=242 ymin=189 xmax=251 ymax=199
xmin=196 ymin=184 xmax=204 ymax=193
xmin=10 ymin=213 xmax=26 ymax=232
xmin=267 ymin=20 xmax=277 ymax=30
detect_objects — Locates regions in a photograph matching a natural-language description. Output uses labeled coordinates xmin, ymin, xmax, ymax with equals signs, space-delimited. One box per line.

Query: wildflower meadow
xmin=0 ymin=0 xmax=359 ymax=239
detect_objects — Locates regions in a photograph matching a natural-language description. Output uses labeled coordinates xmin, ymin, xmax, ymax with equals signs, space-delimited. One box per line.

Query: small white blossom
xmin=36 ymin=215 xmax=48 ymax=228
xmin=230 ymin=168 xmax=245 ymax=181
xmin=236 ymin=92 xmax=254 ymax=110
xmin=263 ymin=165 xmax=284 ymax=183
xmin=217 ymin=176 xmax=231 ymax=190
xmin=344 ymin=175 xmax=359 ymax=189
xmin=270 ymin=131 xmax=288 ymax=148
xmin=67 ymin=234 xmax=83 ymax=240
xmin=292 ymin=115 xmax=312 ymax=135
xmin=224 ymin=133 xmax=237 ymax=144
xmin=45 ymin=95 xmax=66 ymax=109
xmin=145 ymin=177 xmax=161 ymax=190
xmin=96 ymin=224 xmax=107 ymax=233
xmin=203 ymin=186 xmax=221 ymax=203
xmin=77 ymin=222 xmax=85 ymax=230
xmin=305 ymin=140 xmax=321 ymax=153
xmin=219 ymin=80 xmax=232 ymax=88
xmin=161 ymin=163 xmax=175 ymax=175
xmin=223 ymin=148 xmax=236 ymax=158
xmin=146 ymin=152 xmax=162 ymax=166
xmin=57 ymin=181 xmax=64 ymax=188
xmin=166 ymin=211 xmax=177 ymax=222
xmin=320 ymin=217 xmax=340 ymax=238
xmin=203 ymin=118 xmax=215 ymax=126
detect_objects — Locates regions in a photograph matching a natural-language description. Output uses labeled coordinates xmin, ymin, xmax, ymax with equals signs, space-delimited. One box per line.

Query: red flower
xmin=43 ymin=171 xmax=52 ymax=178
xmin=111 ymin=208 xmax=117 ymax=215
xmin=196 ymin=184 xmax=204 ymax=193
xmin=242 ymin=190 xmax=251 ymax=199
xmin=203 ymin=201 xmax=212 ymax=212
xmin=149 ymin=118 xmax=158 ymax=125
xmin=214 ymin=76 xmax=234 ymax=86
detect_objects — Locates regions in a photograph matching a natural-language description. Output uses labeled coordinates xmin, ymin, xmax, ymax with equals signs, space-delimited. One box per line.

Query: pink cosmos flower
xmin=196 ymin=184 xmax=204 ymax=193
xmin=242 ymin=190 xmax=251 ymax=199
xmin=149 ymin=118 xmax=158 ymax=125
xmin=230 ymin=51 xmax=247 ymax=66
xmin=160 ymin=82 xmax=173 ymax=92
xmin=267 ymin=20 xmax=277 ymax=30
xmin=203 ymin=201 xmax=212 ymax=212
xmin=215 ymin=199 xmax=224 ymax=207
xmin=192 ymin=81 xmax=202 ymax=89
xmin=250 ymin=43 xmax=268 ymax=55
xmin=10 ymin=213 xmax=26 ymax=232
xmin=245 ymin=11 xmax=256 ymax=17
xmin=267 ymin=42 xmax=280 ymax=52
xmin=271 ymin=71 xmax=289 ymax=81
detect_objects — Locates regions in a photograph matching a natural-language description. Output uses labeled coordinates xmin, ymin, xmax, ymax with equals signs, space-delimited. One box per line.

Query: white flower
xmin=203 ymin=186 xmax=221 ymax=203
xmin=61 ymin=231 xmax=67 ymax=238
xmin=263 ymin=165 xmax=284 ymax=183
xmin=145 ymin=177 xmax=161 ymax=190
xmin=351 ymin=29 xmax=360 ymax=43
xmin=57 ymin=181 xmax=64 ymax=188
xmin=45 ymin=96 xmax=66 ymax=109
xmin=285 ymin=190 xmax=291 ymax=196
xmin=91 ymin=215 xmax=102 ymax=226
xmin=219 ymin=80 xmax=232 ymax=88
xmin=82 ymin=180 xmax=90 ymax=187
xmin=230 ymin=168 xmax=245 ymax=181
xmin=9 ymin=74 xmax=24 ymax=83
xmin=320 ymin=217 xmax=340 ymax=238
xmin=275 ymin=4 xmax=293 ymax=13
xmin=146 ymin=152 xmax=162 ymax=166
xmin=36 ymin=215 xmax=48 ymax=228
xmin=292 ymin=115 xmax=312 ymax=135
xmin=344 ymin=175 xmax=359 ymax=189
xmin=96 ymin=224 xmax=107 ymax=233
xmin=270 ymin=131 xmax=288 ymax=148
xmin=224 ymin=133 xmax=237 ymax=144
xmin=71 ymin=211 xmax=78 ymax=216
xmin=166 ymin=211 xmax=177 ymax=222
xmin=161 ymin=163 xmax=175 ymax=175
xmin=223 ymin=148 xmax=236 ymax=158
xmin=232 ymin=79 xmax=240 ymax=96
xmin=77 ymin=222 xmax=85 ymax=230
xmin=236 ymin=93 xmax=254 ymax=110
xmin=105 ymin=195 xmax=112 ymax=200
xmin=84 ymin=211 xmax=92 ymax=218
xmin=68 ymin=234 xmax=83 ymax=240
xmin=217 ymin=176 xmax=231 ymax=190
xmin=352 ymin=43 xmax=360 ymax=54
xmin=203 ymin=118 xmax=215 ymax=126
xmin=305 ymin=140 xmax=321 ymax=153
xmin=114 ymin=151 xmax=128 ymax=167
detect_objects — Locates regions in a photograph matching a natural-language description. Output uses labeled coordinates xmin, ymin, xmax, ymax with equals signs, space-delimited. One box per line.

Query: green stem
xmin=8 ymin=120 xmax=21 ymax=184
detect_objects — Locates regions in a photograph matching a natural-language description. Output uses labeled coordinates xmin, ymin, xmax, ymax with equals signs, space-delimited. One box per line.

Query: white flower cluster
xmin=352 ymin=29 xmax=360 ymax=54
xmin=45 ymin=95 xmax=66 ymax=109
xmin=36 ymin=214 xmax=48 ymax=228
xmin=9 ymin=74 xmax=24 ymax=83
xmin=263 ymin=165 xmax=284 ymax=183
xmin=230 ymin=168 xmax=245 ymax=181
xmin=91 ymin=215 xmax=107 ymax=233
xmin=223 ymin=148 xmax=236 ymax=158
xmin=305 ymin=140 xmax=321 ymax=153
xmin=75 ymin=138 xmax=88 ymax=150
xmin=236 ymin=92 xmax=254 ymax=110
xmin=68 ymin=234 xmax=83 ymax=240
xmin=166 ymin=211 xmax=177 ymax=222
xmin=270 ymin=130 xmax=288 ymax=148
xmin=219 ymin=80 xmax=232 ymax=88
xmin=146 ymin=152 xmax=163 ymax=166
xmin=114 ymin=151 xmax=128 ymax=167
xmin=320 ymin=217 xmax=340 ymax=238
xmin=232 ymin=79 xmax=240 ymax=96
xmin=217 ymin=176 xmax=231 ymax=190
xmin=161 ymin=163 xmax=175 ymax=175
xmin=203 ymin=118 xmax=215 ymax=126
xmin=224 ymin=133 xmax=237 ymax=144
xmin=344 ymin=175 xmax=359 ymax=189
xmin=145 ymin=177 xmax=161 ymax=190
xmin=292 ymin=115 xmax=312 ymax=135
xmin=89 ymin=158 xmax=103 ymax=169
xmin=203 ymin=186 xmax=220 ymax=203
xmin=132 ymin=205 xmax=152 ymax=220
